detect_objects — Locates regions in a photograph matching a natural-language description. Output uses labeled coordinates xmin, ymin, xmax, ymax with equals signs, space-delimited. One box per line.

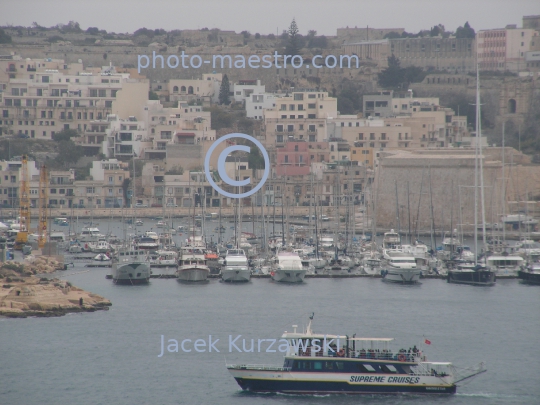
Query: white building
xmin=231 ymin=79 xmax=266 ymax=104
xmin=245 ymin=92 xmax=279 ymax=119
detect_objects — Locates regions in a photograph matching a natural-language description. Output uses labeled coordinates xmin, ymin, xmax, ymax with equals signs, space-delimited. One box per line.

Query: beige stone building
xmin=0 ymin=61 xmax=149 ymax=139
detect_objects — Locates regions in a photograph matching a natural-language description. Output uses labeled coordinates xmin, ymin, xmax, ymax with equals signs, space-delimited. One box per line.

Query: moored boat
xmin=518 ymin=263 xmax=540 ymax=285
xmin=176 ymin=246 xmax=210 ymax=282
xmin=271 ymin=251 xmax=306 ymax=283
xmin=221 ymin=248 xmax=250 ymax=282
xmin=111 ymin=248 xmax=150 ymax=285
xmin=447 ymin=263 xmax=496 ymax=286
xmin=381 ymin=249 xmax=421 ymax=283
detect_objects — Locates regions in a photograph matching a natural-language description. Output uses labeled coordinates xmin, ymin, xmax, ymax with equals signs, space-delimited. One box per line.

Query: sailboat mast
xmin=478 ymin=69 xmax=487 ymax=248
xmin=474 ymin=66 xmax=479 ymax=265
xmin=502 ymin=122 xmax=506 ymax=246
xmin=407 ymin=181 xmax=411 ymax=245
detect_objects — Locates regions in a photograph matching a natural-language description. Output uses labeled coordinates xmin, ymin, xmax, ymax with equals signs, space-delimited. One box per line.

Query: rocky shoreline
xmin=0 ymin=258 xmax=111 ymax=318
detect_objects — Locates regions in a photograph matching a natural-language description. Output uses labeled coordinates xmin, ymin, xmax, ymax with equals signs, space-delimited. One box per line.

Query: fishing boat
xmin=271 ymin=251 xmax=306 ymax=283
xmin=226 ymin=314 xmax=486 ymax=395
xmin=381 ymin=249 xmax=421 ymax=283
xmin=111 ymin=248 xmax=151 ymax=285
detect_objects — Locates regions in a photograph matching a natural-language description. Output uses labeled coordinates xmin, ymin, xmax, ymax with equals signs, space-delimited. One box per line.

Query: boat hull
xmin=271 ymin=269 xmax=306 ymax=283
xmin=221 ymin=268 xmax=251 ymax=282
xmin=382 ymin=269 xmax=421 ymax=283
xmin=176 ymin=266 xmax=209 ymax=282
xmin=229 ymin=370 xmax=456 ymax=394
xmin=112 ymin=262 xmax=150 ymax=285
xmin=517 ymin=270 xmax=540 ymax=285
xmin=447 ymin=270 xmax=496 ymax=286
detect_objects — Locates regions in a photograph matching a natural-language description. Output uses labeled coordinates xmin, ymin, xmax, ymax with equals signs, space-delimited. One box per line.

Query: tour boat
xmin=227 ymin=314 xmax=486 ymax=395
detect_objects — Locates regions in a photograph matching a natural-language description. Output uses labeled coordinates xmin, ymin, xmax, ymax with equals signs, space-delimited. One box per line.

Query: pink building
xmin=275 ymin=142 xmax=311 ymax=176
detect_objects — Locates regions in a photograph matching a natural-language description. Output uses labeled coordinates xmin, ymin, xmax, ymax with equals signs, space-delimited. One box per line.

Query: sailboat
xmin=448 ymin=66 xmax=496 ymax=286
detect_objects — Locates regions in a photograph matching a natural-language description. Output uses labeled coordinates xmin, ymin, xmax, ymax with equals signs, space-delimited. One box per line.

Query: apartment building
xmin=477 ymin=25 xmax=538 ymax=71
xmin=72 ymin=159 xmax=130 ymax=208
xmin=263 ymin=90 xmax=338 ymax=149
xmin=0 ymin=159 xmax=39 ymax=208
xmin=0 ymin=62 xmax=148 ymax=139
xmin=275 ymin=142 xmax=311 ymax=176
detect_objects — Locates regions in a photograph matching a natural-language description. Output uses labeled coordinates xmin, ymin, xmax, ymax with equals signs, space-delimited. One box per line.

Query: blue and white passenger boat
xmin=227 ymin=315 xmax=486 ymax=395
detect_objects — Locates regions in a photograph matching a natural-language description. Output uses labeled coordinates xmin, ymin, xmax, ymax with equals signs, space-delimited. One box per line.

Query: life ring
xmin=398 ymin=354 xmax=406 ymax=362
xmin=337 ymin=349 xmax=345 ymax=357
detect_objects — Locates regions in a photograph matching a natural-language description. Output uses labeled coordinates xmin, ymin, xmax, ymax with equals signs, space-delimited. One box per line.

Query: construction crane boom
xmin=38 ymin=165 xmax=48 ymax=249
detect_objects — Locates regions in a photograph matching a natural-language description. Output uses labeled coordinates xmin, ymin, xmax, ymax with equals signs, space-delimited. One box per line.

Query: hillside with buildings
xmin=0 ymin=15 xmax=539 ymax=227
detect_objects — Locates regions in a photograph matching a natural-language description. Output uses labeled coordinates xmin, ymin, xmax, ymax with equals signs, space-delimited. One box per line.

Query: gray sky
xmin=2 ymin=0 xmax=540 ymax=36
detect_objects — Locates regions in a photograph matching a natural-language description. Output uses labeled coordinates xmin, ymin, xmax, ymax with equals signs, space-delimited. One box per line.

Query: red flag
xmin=424 ymin=339 xmax=431 ymax=345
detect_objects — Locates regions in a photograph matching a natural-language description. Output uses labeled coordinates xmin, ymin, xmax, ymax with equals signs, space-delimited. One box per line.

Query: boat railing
xmin=410 ymin=362 xmax=453 ymax=377
xmin=226 ymin=364 xmax=292 ymax=372
xmin=295 ymin=349 xmax=423 ymax=362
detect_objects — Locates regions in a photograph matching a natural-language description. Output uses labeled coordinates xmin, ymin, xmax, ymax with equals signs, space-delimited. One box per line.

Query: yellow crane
xmin=14 ymin=155 xmax=30 ymax=250
xmin=38 ymin=165 xmax=48 ymax=249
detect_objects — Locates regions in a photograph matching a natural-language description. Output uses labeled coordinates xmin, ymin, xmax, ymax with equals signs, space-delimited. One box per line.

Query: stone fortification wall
xmin=374 ymin=149 xmax=540 ymax=232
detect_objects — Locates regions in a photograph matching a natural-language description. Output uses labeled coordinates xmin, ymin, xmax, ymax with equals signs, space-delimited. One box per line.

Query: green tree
xmin=0 ymin=28 xmax=12 ymax=44
xmin=285 ymin=18 xmax=301 ymax=56
xmin=219 ymin=74 xmax=230 ymax=105
xmin=383 ymin=31 xmax=402 ymax=39
xmin=455 ymin=22 xmax=475 ymax=39
xmin=337 ymin=80 xmax=364 ymax=114
xmin=205 ymin=106 xmax=233 ymax=129
xmin=377 ymin=55 xmax=426 ymax=89
xmin=377 ymin=54 xmax=404 ymax=88
xmin=55 ymin=141 xmax=83 ymax=166
xmin=52 ymin=128 xmax=79 ymax=142
xmin=149 ymin=91 xmax=159 ymax=100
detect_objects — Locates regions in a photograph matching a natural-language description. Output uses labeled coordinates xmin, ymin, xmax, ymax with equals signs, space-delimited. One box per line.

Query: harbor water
xmin=1 ymin=216 xmax=539 ymax=404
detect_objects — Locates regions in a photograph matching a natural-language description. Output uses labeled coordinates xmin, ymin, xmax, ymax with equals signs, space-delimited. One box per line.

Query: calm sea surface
xmin=0 ymin=217 xmax=539 ymax=405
